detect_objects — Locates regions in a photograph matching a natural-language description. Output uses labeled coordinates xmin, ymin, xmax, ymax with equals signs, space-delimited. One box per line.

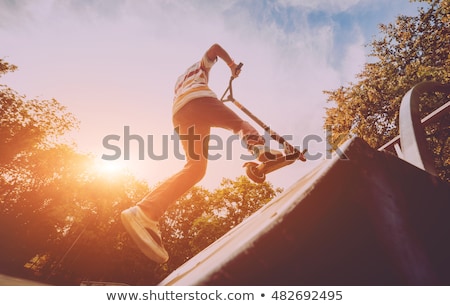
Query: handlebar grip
xmin=237 ymin=62 xmax=243 ymax=70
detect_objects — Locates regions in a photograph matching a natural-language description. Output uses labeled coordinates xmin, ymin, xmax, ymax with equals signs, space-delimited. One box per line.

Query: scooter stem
xmin=220 ymin=65 xmax=306 ymax=161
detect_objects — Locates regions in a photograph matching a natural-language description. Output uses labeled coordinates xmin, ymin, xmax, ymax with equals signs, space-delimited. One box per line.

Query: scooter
xmin=220 ymin=63 xmax=307 ymax=183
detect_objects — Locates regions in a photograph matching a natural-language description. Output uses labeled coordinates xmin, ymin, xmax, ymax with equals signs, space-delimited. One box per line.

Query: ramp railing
xmin=379 ymin=82 xmax=450 ymax=176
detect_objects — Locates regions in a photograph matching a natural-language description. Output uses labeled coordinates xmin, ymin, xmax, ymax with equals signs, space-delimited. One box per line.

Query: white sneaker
xmin=121 ymin=206 xmax=169 ymax=264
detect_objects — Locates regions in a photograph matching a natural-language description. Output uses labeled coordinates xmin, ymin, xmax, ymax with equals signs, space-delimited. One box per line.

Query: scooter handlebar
xmin=230 ymin=62 xmax=243 ymax=82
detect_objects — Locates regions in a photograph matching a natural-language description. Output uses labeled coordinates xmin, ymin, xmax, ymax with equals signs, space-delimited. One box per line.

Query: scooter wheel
xmin=244 ymin=162 xmax=266 ymax=184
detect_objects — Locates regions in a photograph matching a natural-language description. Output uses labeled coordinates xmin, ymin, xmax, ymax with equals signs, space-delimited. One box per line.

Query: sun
xmin=94 ymin=158 xmax=127 ymax=176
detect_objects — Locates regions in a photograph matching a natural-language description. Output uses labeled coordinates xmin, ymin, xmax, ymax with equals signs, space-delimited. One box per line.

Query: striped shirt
xmin=172 ymin=53 xmax=217 ymax=115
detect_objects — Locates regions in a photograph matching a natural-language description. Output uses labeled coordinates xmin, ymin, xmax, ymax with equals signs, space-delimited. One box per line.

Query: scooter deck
xmin=244 ymin=151 xmax=303 ymax=183
xmin=260 ymin=152 xmax=299 ymax=174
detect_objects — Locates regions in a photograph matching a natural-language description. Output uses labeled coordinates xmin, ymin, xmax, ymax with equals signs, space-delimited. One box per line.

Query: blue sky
xmin=0 ymin=0 xmax=425 ymax=189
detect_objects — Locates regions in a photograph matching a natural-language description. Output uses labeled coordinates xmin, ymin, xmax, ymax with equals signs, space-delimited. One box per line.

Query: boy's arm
xmin=206 ymin=43 xmax=241 ymax=77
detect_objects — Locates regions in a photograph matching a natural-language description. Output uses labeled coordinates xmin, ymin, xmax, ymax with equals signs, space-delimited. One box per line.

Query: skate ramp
xmin=159 ymin=137 xmax=450 ymax=286
xmin=0 ymin=273 xmax=49 ymax=286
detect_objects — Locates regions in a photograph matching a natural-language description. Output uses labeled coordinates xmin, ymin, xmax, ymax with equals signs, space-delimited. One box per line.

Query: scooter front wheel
xmin=244 ymin=162 xmax=266 ymax=184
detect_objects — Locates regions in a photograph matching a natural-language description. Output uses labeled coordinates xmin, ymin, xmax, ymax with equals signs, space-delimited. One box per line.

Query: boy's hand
xmin=229 ymin=62 xmax=241 ymax=78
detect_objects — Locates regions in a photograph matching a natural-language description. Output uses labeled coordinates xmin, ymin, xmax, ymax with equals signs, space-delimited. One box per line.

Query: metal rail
xmin=379 ymin=81 xmax=450 ymax=176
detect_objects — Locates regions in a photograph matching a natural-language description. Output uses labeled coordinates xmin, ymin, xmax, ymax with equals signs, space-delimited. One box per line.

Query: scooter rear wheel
xmin=244 ymin=162 xmax=266 ymax=183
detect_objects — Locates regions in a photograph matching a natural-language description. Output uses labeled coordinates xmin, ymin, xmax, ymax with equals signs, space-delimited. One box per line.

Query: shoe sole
xmin=121 ymin=210 xmax=169 ymax=264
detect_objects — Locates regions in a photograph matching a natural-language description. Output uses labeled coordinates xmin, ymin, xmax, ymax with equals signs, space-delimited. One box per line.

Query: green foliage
xmin=1 ymin=60 xmax=283 ymax=284
xmin=0 ymin=91 xmax=78 ymax=166
xmin=160 ymin=176 xmax=282 ymax=278
xmin=324 ymin=0 xmax=449 ymax=181
xmin=0 ymin=60 xmax=151 ymax=284
xmin=0 ymin=59 xmax=17 ymax=77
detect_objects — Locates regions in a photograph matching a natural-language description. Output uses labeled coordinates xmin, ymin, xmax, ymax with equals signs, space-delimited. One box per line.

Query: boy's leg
xmin=196 ymin=97 xmax=281 ymax=161
xmin=121 ymin=109 xmax=210 ymax=263
xmin=192 ymin=97 xmax=264 ymax=148
xmin=137 ymin=123 xmax=210 ymax=220
xmin=136 ymin=96 xmax=266 ymax=220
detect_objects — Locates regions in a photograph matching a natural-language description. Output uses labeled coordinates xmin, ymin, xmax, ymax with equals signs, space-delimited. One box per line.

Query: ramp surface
xmin=0 ymin=273 xmax=48 ymax=286
xmin=159 ymin=137 xmax=450 ymax=286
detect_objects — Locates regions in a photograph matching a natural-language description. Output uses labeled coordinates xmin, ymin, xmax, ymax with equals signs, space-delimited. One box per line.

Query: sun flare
xmin=94 ymin=159 xmax=127 ymax=176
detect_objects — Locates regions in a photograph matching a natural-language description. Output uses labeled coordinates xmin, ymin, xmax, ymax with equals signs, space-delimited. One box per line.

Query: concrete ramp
xmin=0 ymin=273 xmax=48 ymax=286
xmin=159 ymin=137 xmax=450 ymax=286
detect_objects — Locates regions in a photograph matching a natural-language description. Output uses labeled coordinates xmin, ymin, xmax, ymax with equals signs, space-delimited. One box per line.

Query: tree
xmin=0 ymin=58 xmax=284 ymax=285
xmin=324 ymin=0 xmax=449 ymax=180
xmin=0 ymin=59 xmax=153 ymax=284
xmin=160 ymin=176 xmax=282 ymax=277
xmin=1 ymin=59 xmax=80 ymax=276
xmin=0 ymin=81 xmax=77 ymax=166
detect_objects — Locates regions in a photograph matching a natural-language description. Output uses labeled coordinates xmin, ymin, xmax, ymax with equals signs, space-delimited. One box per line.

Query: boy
xmin=121 ymin=43 xmax=274 ymax=263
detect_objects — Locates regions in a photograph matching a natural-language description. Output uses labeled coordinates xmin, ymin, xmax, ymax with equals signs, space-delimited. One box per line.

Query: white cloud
xmin=1 ymin=0 xmax=411 ymax=188
xmin=276 ymin=0 xmax=369 ymax=13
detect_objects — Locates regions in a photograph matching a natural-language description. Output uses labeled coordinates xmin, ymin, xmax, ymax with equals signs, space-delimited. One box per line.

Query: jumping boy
xmin=121 ymin=43 xmax=275 ymax=263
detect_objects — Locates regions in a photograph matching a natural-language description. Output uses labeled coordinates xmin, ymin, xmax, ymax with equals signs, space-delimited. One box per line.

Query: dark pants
xmin=137 ymin=97 xmax=264 ymax=219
